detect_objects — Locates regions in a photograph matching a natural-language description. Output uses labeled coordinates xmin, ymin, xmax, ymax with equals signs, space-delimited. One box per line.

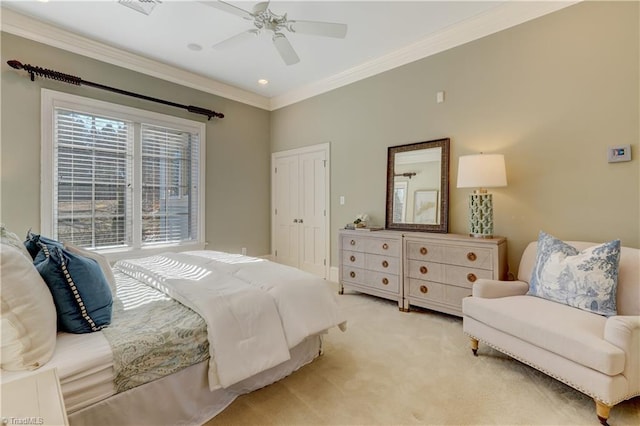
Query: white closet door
xmin=272 ymin=143 xmax=329 ymax=278
xmin=273 ymin=155 xmax=299 ymax=268
xmin=298 ymin=150 xmax=326 ymax=276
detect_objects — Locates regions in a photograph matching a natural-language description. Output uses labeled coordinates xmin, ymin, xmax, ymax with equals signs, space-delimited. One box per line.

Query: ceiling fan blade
xmin=252 ymin=1 xmax=270 ymax=15
xmin=199 ymin=1 xmax=254 ymax=20
xmin=288 ymin=20 xmax=348 ymax=38
xmin=212 ymin=29 xmax=259 ymax=50
xmin=272 ymin=34 xmax=300 ymax=65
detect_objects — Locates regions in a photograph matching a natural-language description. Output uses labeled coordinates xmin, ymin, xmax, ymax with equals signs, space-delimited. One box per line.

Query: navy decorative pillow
xmin=24 ymin=230 xmax=63 ymax=260
xmin=35 ymin=244 xmax=113 ymax=333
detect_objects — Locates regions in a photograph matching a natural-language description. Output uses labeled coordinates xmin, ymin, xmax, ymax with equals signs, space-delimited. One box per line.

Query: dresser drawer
xmin=407 ymin=278 xmax=445 ymax=302
xmin=444 ymin=284 xmax=474 ymax=307
xmin=342 ymin=265 xmax=365 ymax=284
xmin=365 ymin=253 xmax=400 ymax=274
xmin=444 ymin=265 xmax=493 ymax=288
xmin=406 ymin=241 xmax=445 ymax=262
xmin=341 ymin=235 xmax=366 ymax=252
xmin=444 ymin=246 xmax=493 ymax=270
xmin=364 ymin=238 xmax=401 ymax=256
xmin=342 ymin=250 xmax=365 ymax=268
xmin=365 ymin=270 xmax=400 ymax=293
xmin=407 ymin=259 xmax=444 ymax=282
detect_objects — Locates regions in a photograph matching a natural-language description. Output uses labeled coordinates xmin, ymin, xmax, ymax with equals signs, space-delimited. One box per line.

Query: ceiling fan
xmin=200 ymin=1 xmax=348 ymax=65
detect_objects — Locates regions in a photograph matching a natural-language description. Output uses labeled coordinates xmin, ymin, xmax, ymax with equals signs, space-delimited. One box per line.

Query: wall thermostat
xmin=608 ymin=145 xmax=631 ymax=163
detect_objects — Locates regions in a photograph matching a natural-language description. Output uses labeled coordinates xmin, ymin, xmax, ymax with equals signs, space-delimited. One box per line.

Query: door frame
xmin=271 ymin=142 xmax=330 ymax=279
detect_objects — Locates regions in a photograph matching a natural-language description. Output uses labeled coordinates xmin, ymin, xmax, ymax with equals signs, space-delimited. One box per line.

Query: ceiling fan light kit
xmin=118 ymin=0 xmax=162 ymax=16
xmin=201 ymin=0 xmax=348 ymax=65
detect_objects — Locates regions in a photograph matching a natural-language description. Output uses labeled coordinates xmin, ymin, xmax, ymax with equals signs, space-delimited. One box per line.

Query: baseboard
xmin=329 ymin=266 xmax=339 ymax=282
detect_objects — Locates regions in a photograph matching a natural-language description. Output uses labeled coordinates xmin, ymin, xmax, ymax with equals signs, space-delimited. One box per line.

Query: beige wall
xmin=271 ymin=1 xmax=640 ymax=273
xmin=1 ymin=2 xmax=638 ymax=274
xmin=1 ymin=33 xmax=272 ymax=256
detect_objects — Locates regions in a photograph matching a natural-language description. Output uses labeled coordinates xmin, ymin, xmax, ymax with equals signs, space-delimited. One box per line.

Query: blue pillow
xmin=528 ymin=231 xmax=620 ymax=317
xmin=24 ymin=230 xmax=63 ymax=260
xmin=35 ymin=244 xmax=112 ymax=333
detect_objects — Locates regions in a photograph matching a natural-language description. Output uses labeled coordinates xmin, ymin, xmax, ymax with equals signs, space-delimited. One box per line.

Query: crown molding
xmin=0 ymin=7 xmax=271 ymax=110
xmin=269 ymin=1 xmax=580 ymax=110
xmin=2 ymin=2 xmax=579 ymax=112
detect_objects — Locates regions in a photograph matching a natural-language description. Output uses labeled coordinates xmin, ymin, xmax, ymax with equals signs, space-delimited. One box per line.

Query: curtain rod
xmin=7 ymin=60 xmax=224 ymax=120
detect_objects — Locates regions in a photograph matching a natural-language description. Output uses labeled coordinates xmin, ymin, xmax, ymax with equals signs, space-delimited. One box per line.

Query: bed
xmin=1 ymin=230 xmax=346 ymax=426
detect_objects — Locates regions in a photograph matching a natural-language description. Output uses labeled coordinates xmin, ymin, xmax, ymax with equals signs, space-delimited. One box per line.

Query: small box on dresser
xmin=338 ymin=229 xmax=406 ymax=310
xmin=404 ymin=233 xmax=507 ymax=317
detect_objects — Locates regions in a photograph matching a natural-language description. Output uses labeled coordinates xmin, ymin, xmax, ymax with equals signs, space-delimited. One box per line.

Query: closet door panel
xmin=273 ymin=156 xmax=299 ymax=268
xmin=299 ymin=151 xmax=326 ymax=276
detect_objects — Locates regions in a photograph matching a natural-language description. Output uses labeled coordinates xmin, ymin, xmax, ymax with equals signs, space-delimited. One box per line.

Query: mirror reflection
xmin=386 ymin=138 xmax=449 ymax=233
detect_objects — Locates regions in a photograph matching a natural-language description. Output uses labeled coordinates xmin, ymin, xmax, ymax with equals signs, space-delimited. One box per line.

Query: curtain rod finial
xmin=7 ymin=60 xmax=24 ymax=70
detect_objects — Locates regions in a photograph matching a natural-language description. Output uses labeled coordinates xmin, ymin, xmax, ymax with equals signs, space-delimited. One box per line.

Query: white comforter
xmin=115 ymin=251 xmax=346 ymax=390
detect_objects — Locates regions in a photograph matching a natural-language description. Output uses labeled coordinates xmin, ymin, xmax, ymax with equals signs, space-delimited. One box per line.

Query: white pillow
xmin=1 ymin=243 xmax=57 ymax=370
xmin=64 ymin=243 xmax=117 ymax=295
xmin=0 ymin=224 xmax=31 ymax=260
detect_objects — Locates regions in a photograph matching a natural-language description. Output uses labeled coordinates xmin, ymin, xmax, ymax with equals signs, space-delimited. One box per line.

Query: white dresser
xmin=404 ymin=233 xmax=507 ymax=316
xmin=338 ymin=230 xmax=507 ymax=316
xmin=338 ymin=229 xmax=406 ymax=310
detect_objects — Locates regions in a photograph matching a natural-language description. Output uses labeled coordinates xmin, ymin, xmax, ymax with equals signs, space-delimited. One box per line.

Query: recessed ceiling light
xmin=187 ymin=43 xmax=202 ymax=51
xmin=258 ymin=79 xmax=269 ymax=85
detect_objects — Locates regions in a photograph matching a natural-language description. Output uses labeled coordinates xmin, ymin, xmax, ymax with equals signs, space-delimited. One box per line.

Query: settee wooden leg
xmin=595 ymin=400 xmax=611 ymax=426
xmin=470 ymin=338 xmax=479 ymax=356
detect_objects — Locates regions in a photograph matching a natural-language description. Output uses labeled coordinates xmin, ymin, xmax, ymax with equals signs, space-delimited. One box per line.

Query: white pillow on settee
xmin=1 ymin=243 xmax=57 ymax=370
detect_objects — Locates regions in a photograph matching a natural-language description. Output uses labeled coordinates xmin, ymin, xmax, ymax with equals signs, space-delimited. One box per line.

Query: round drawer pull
xmin=350 ymin=255 xmax=356 ymax=262
xmin=350 ymin=271 xmax=356 ymax=278
xmin=382 ymin=260 xmax=389 ymax=268
xmin=420 ymin=247 xmax=428 ymax=255
xmin=382 ymin=278 xmax=389 ymax=285
xmin=467 ymin=273 xmax=477 ymax=283
xmin=467 ymin=252 xmax=477 ymax=262
xmin=350 ymin=240 xmax=356 ymax=246
xmin=420 ymin=285 xmax=428 ymax=294
xmin=382 ymin=243 xmax=389 ymax=250
xmin=419 ymin=266 xmax=428 ymax=274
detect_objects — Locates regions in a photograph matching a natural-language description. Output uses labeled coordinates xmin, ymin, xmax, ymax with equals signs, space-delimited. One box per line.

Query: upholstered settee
xmin=462 ymin=240 xmax=639 ymax=425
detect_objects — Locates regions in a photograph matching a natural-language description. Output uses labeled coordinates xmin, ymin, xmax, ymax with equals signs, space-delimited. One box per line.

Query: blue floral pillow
xmin=528 ymin=231 xmax=621 ymax=317
xmin=35 ymin=244 xmax=113 ymax=333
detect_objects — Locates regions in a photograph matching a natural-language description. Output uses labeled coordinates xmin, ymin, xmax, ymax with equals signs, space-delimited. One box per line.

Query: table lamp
xmin=457 ymin=153 xmax=507 ymax=238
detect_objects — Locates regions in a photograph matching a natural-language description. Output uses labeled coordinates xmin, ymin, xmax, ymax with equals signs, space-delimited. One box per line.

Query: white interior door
xmin=273 ymin=155 xmax=299 ymax=268
xmin=298 ymin=150 xmax=326 ymax=277
xmin=272 ymin=143 xmax=329 ymax=278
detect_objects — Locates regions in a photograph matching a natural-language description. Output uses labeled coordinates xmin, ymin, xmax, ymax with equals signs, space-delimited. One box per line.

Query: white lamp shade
xmin=457 ymin=154 xmax=507 ymax=189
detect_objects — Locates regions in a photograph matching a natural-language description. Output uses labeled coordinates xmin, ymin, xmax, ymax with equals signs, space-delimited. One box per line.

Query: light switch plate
xmin=608 ymin=145 xmax=631 ymax=163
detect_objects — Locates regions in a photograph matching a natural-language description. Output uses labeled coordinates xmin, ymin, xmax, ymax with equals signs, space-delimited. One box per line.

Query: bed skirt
xmin=68 ymin=335 xmax=322 ymax=426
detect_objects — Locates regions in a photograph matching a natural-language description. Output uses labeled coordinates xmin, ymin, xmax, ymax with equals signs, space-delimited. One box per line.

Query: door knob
xmin=293 ymin=219 xmax=298 ymax=223
xmin=299 ymin=219 xmax=303 ymax=223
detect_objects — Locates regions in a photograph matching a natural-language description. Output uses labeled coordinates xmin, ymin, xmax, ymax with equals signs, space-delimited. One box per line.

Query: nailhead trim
xmin=40 ymin=243 xmax=102 ymax=332
xmin=465 ymin=332 xmax=640 ymax=406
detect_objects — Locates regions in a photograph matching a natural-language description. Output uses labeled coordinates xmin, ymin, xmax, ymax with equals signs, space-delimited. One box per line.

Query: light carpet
xmin=206 ymin=283 xmax=640 ymax=425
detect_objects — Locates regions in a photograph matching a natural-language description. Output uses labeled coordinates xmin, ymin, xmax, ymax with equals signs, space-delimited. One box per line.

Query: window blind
xmin=141 ymin=124 xmax=199 ymax=245
xmin=54 ymin=109 xmax=132 ymax=249
xmin=45 ymin=90 xmax=205 ymax=254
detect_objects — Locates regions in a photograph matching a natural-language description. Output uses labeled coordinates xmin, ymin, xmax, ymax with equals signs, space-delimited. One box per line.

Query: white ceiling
xmin=2 ymin=1 xmax=577 ymax=110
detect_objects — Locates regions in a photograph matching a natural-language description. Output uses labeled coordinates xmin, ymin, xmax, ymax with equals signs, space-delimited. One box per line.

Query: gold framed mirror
xmin=385 ymin=138 xmax=450 ymax=233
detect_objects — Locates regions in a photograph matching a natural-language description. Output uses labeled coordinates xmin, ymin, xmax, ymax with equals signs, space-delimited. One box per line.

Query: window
xmin=42 ymin=89 xmax=205 ymax=253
